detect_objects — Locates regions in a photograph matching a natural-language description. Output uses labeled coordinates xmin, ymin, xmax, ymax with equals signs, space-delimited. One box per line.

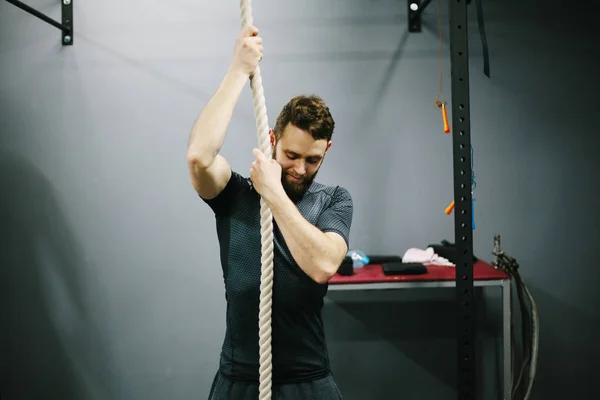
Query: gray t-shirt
xmin=202 ymin=169 xmax=353 ymax=384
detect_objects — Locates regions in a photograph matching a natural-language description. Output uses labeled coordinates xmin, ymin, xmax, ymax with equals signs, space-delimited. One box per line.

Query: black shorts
xmin=207 ymin=371 xmax=343 ymax=400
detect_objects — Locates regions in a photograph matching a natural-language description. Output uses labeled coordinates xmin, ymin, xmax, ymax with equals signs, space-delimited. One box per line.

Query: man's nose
xmin=294 ymin=160 xmax=306 ymax=175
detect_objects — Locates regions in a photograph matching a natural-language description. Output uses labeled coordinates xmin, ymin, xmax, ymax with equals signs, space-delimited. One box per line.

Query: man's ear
xmin=269 ymin=129 xmax=276 ymax=146
xmin=325 ymin=140 xmax=332 ymax=152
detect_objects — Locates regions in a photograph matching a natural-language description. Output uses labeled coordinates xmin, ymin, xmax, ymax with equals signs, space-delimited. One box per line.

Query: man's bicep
xmin=188 ymin=155 xmax=232 ymax=200
xmin=316 ymin=187 xmax=354 ymax=248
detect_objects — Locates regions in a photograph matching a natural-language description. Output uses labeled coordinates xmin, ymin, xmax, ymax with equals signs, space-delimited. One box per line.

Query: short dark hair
xmin=273 ymin=95 xmax=335 ymax=141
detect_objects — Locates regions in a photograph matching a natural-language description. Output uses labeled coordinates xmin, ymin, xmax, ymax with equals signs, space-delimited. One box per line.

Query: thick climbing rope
xmin=239 ymin=1 xmax=275 ymax=399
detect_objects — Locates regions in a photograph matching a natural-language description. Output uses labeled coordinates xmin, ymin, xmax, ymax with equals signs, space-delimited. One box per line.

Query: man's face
xmin=271 ymin=123 xmax=331 ymax=202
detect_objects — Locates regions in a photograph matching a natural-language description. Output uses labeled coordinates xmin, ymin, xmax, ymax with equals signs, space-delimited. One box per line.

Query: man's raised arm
xmin=186 ymin=26 xmax=263 ymax=199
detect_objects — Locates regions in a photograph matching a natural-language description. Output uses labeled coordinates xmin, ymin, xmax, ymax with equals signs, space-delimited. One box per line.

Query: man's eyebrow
xmin=284 ymin=150 xmax=323 ymax=159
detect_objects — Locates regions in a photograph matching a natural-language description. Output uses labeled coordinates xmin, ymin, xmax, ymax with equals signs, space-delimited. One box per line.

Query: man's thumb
xmin=252 ymin=148 xmax=264 ymax=160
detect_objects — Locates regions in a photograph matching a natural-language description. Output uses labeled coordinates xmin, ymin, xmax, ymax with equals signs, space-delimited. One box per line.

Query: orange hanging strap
xmin=441 ymin=102 xmax=450 ymax=133
xmin=434 ymin=0 xmax=450 ymax=134
xmin=445 ymin=200 xmax=455 ymax=215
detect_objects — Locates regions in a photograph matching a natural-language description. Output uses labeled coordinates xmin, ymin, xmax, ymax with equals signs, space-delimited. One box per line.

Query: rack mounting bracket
xmin=4 ymin=0 xmax=73 ymax=45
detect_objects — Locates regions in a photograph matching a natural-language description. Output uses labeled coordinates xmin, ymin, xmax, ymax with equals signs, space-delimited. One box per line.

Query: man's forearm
xmin=187 ymin=67 xmax=248 ymax=167
xmin=265 ymin=189 xmax=342 ymax=284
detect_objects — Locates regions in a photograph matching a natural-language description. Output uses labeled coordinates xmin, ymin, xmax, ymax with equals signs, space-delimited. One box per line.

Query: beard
xmin=281 ymin=170 xmax=317 ymax=203
xmin=273 ymin=148 xmax=319 ymax=203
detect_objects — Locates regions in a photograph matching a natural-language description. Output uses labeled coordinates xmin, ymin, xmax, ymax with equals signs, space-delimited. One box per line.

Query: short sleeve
xmin=201 ymin=170 xmax=249 ymax=217
xmin=316 ymin=186 xmax=354 ymax=248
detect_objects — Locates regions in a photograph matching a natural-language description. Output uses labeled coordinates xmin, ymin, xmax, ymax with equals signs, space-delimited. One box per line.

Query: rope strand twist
xmin=239 ymin=1 xmax=274 ymax=399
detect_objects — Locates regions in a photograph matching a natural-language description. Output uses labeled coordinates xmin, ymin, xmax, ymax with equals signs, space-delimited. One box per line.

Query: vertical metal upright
xmin=449 ymin=0 xmax=475 ymax=399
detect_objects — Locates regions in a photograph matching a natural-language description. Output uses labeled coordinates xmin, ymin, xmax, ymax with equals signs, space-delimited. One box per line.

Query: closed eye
xmin=285 ymin=152 xmax=322 ymax=164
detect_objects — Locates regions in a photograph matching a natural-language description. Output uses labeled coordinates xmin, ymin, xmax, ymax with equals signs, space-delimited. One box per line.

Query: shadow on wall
xmin=324 ymin=288 xmax=498 ymax=399
xmin=329 ymin=297 xmax=459 ymax=387
xmin=0 ymin=150 xmax=111 ymax=400
xmin=325 ymin=283 xmax=600 ymax=399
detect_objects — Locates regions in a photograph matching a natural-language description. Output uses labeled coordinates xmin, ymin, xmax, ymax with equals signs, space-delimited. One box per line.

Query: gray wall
xmin=1 ymin=0 xmax=598 ymax=399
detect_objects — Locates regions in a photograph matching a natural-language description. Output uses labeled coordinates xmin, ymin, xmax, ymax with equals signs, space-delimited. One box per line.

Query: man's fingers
xmin=243 ymin=25 xmax=259 ymax=37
